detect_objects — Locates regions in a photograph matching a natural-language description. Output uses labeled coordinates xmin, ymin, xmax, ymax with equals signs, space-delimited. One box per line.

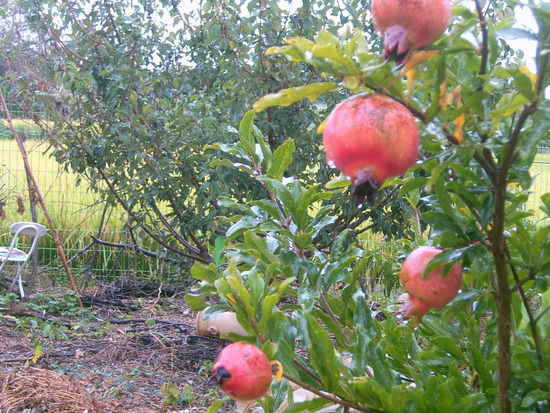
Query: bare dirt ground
xmin=0 ymin=281 xmax=239 ymax=413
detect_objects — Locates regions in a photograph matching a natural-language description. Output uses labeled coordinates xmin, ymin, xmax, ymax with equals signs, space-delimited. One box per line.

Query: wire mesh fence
xmin=0 ymin=110 xmax=168 ymax=284
xmin=529 ymin=143 xmax=550 ymax=221
xmin=0 ymin=105 xmax=549 ymax=288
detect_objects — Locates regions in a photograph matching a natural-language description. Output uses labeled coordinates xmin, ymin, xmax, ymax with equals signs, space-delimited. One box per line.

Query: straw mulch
xmin=0 ymin=367 xmax=114 ymax=413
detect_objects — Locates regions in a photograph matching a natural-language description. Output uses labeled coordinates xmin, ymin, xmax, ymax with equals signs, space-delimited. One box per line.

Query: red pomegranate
xmin=372 ymin=0 xmax=451 ymax=64
xmin=206 ymin=342 xmax=272 ymax=401
xmin=323 ymin=93 xmax=419 ymax=204
xmin=399 ymin=246 xmax=463 ymax=328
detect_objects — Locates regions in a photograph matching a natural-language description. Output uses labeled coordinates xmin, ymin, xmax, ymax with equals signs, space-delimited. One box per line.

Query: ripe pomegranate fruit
xmin=372 ymin=0 xmax=451 ymax=64
xmin=206 ymin=342 xmax=272 ymax=401
xmin=399 ymin=246 xmax=463 ymax=328
xmin=323 ymin=93 xmax=418 ymax=204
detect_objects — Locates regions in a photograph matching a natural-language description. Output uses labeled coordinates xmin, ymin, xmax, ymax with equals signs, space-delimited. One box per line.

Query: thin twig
xmin=281 ymin=372 xmax=382 ymax=413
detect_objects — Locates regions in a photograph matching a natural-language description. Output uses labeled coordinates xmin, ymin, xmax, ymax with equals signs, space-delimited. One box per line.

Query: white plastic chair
xmin=0 ymin=222 xmax=48 ymax=298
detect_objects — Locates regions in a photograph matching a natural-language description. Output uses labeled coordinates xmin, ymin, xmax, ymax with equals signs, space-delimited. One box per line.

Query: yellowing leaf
xmin=507 ymin=182 xmax=520 ymax=192
xmin=253 ymin=82 xmax=337 ymax=112
xmin=265 ymin=45 xmax=294 ymax=56
xmin=389 ymin=50 xmax=439 ymax=89
xmin=519 ymin=65 xmax=538 ymax=92
xmin=453 ymin=85 xmax=463 ymax=107
xmin=403 ymin=50 xmax=439 ymax=73
xmin=439 ymin=79 xmax=453 ymax=110
xmin=226 ymin=293 xmax=237 ymax=303
xmin=342 ymin=76 xmax=361 ymax=91
xmin=32 ymin=341 xmax=43 ymax=364
xmin=316 ymin=116 xmax=328 ymax=134
xmin=452 ymin=113 xmax=466 ymax=143
xmin=284 ymin=36 xmax=315 ymax=52
xmin=271 ymin=360 xmax=284 ymax=382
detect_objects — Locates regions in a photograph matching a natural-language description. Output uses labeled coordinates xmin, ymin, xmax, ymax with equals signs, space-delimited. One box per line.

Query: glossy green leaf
xmin=239 ymin=109 xmax=256 ymax=140
xmin=268 ymin=139 xmax=295 ymax=180
xmin=207 ymin=400 xmax=226 ymax=413
xmin=190 ymin=263 xmax=220 ymax=284
xmin=305 ymin=313 xmax=341 ymax=391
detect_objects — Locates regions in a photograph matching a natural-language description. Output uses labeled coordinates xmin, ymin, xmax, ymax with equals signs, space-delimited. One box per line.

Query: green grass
xmin=0 ymin=138 xmax=125 ymax=230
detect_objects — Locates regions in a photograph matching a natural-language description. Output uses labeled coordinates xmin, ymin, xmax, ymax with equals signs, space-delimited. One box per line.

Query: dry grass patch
xmin=0 ymin=367 xmax=116 ymax=413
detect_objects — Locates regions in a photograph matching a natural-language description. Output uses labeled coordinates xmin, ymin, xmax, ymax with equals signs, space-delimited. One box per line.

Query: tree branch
xmin=474 ymin=0 xmax=489 ymax=77
xmin=281 ymin=371 xmax=382 ymax=413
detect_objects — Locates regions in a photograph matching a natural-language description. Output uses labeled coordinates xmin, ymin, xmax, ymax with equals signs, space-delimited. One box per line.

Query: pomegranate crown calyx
xmin=206 ymin=366 xmax=231 ymax=387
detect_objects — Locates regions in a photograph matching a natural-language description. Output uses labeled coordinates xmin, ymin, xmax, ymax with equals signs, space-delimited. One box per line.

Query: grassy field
xmin=0 ymin=138 xmax=127 ymax=230
xmin=528 ymin=151 xmax=550 ymax=219
xmin=0 ymin=136 xmax=150 ymax=282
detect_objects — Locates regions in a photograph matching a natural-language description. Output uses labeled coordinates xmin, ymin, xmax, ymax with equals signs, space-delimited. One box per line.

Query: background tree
xmin=7 ymin=0 xmax=421 ymax=278
xmin=2 ymin=0 xmax=548 ymax=410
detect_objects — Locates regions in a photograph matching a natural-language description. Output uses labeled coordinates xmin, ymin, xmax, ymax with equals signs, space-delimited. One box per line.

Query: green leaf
xmin=253 ymin=125 xmax=273 ymax=170
xmin=248 ymin=267 xmax=265 ymax=311
xmin=250 ymin=200 xmax=281 ymax=219
xmin=350 ymin=378 xmax=386 ymax=408
xmin=539 ymin=289 xmax=550 ymax=339
xmin=190 ymin=263 xmax=220 ymax=284
xmin=491 ymin=92 xmax=529 ymax=119
xmin=430 ymin=336 xmax=465 ymax=361
xmin=293 ymin=184 xmax=321 ymax=229
xmin=398 ymin=177 xmax=428 ymax=198
xmin=258 ymin=294 xmax=282 ymax=332
xmin=259 ymin=177 xmax=296 ymax=212
xmin=422 ymin=247 xmax=469 ymax=278
xmin=305 ymin=313 xmax=341 ymax=391
xmin=311 ymin=43 xmax=358 ymax=73
xmin=268 ymin=140 xmax=295 ymax=180
xmin=184 ymin=292 xmax=210 ymax=311
xmin=325 ymin=173 xmax=351 ymax=189
xmin=253 ymin=82 xmax=337 ymax=112
xmin=512 ymin=69 xmax=536 ymax=101
xmin=207 ymin=400 xmax=226 ymax=413
xmin=225 ymin=216 xmax=264 ymax=239
xmin=521 ymin=390 xmax=550 ymax=409
xmin=353 ymin=290 xmax=377 ymax=336
xmin=422 ymin=212 xmax=467 ymax=240
xmin=244 ymin=232 xmax=279 ymax=263
xmin=213 ymin=236 xmax=225 ymax=266
xmin=435 ymin=174 xmax=454 ymax=217
xmin=239 ymin=109 xmax=256 ymax=140
xmin=368 ymin=343 xmax=398 ymax=392
xmin=540 ymin=193 xmax=550 ymax=217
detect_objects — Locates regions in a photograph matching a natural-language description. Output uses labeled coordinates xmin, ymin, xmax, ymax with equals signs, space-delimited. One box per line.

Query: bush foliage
xmin=2 ymin=0 xmax=549 ymax=411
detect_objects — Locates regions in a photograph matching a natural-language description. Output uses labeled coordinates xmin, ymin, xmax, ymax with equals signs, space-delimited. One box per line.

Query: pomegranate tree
xmin=206 ymin=342 xmax=272 ymax=401
xmin=323 ymin=93 xmax=419 ymax=204
xmin=399 ymin=246 xmax=463 ymax=328
xmin=372 ymin=0 xmax=451 ymax=64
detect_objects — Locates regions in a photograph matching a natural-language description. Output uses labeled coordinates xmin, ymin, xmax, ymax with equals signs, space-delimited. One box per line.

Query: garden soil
xmin=0 ymin=288 xmax=238 ymax=413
